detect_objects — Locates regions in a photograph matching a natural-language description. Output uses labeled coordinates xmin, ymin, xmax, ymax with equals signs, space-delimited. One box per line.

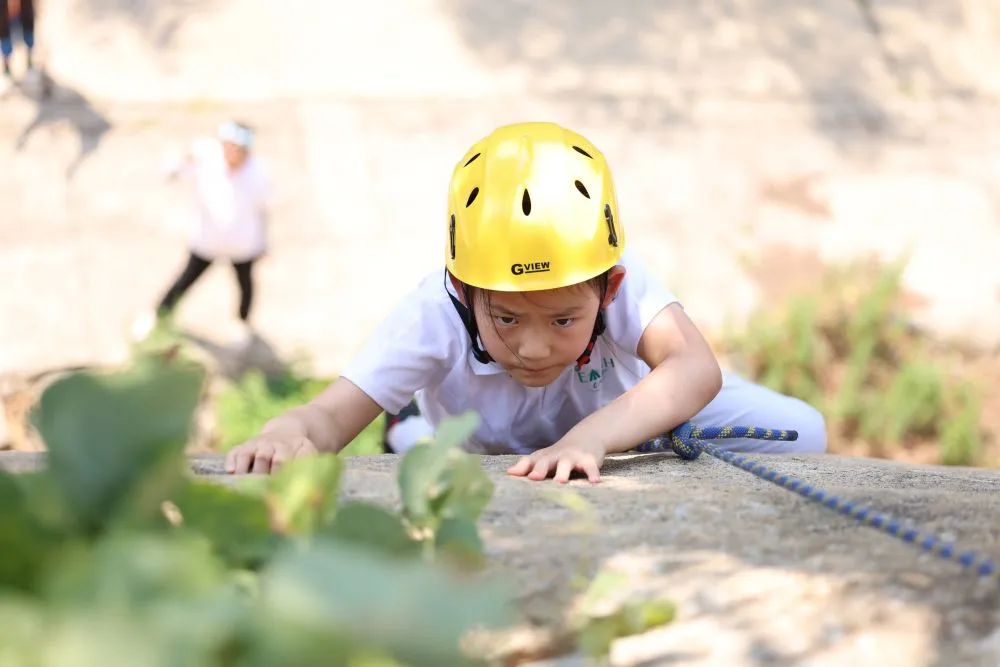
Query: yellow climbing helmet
xmin=445 ymin=121 xmax=625 ymax=292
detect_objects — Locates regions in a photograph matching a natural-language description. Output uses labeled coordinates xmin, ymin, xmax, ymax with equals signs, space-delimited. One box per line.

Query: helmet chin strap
xmin=445 ymin=271 xmax=494 ymax=364
xmin=575 ymin=311 xmax=605 ymax=370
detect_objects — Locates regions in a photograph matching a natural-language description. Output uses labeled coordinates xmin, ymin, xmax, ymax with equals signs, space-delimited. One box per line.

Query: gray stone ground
xmin=2 ymin=449 xmax=1000 ymax=666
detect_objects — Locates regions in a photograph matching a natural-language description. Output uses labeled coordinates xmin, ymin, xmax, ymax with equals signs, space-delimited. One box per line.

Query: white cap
xmin=218 ymin=121 xmax=254 ymax=149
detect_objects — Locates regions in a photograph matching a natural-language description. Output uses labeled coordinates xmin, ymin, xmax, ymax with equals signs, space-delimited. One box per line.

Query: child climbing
xmin=224 ymin=121 xmax=827 ymax=480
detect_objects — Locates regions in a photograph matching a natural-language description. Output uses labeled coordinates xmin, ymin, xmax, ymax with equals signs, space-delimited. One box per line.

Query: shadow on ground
xmin=13 ymin=72 xmax=112 ymax=179
xmin=179 ymin=328 xmax=289 ymax=381
xmin=439 ymin=0 xmax=986 ymax=147
xmin=72 ymin=0 xmax=219 ymax=51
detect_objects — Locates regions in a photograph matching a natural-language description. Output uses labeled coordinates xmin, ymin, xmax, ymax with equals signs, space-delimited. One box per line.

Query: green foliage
xmin=2 ymin=352 xmax=513 ymax=666
xmin=213 ymin=369 xmax=327 ymax=451
xmin=214 ymin=368 xmax=384 ymax=455
xmin=726 ymin=259 xmax=985 ymax=465
xmin=397 ymin=411 xmax=495 ymax=567
xmin=572 ymin=570 xmax=676 ymax=660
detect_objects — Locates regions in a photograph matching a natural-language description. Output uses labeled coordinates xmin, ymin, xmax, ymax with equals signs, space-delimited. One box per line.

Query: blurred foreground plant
xmin=1 ymin=349 xmax=512 ymax=666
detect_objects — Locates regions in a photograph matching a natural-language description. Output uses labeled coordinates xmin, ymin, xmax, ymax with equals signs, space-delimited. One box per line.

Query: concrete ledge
xmin=3 ymin=450 xmax=999 ymax=664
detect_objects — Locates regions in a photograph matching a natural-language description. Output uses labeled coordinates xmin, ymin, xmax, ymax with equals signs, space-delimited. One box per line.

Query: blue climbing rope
xmin=637 ymin=421 xmax=997 ymax=580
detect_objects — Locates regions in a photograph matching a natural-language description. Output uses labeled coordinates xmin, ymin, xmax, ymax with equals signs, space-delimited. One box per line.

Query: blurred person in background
xmin=131 ymin=120 xmax=271 ymax=348
xmin=1 ymin=0 xmax=39 ymax=95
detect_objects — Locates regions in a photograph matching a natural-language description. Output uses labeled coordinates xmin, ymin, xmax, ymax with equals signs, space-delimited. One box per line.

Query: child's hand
xmin=506 ymin=439 xmax=606 ymax=484
xmin=224 ymin=436 xmax=318 ymax=474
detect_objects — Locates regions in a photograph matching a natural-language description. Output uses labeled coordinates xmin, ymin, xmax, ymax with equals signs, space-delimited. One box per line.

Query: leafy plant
xmin=2 ymin=351 xmax=513 ymax=666
xmin=725 ymin=258 xmax=985 ymax=464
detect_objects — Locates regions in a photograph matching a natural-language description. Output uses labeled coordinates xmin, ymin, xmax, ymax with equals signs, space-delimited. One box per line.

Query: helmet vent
xmin=574 ymin=180 xmax=590 ymax=199
xmin=604 ymin=204 xmax=619 ymax=247
xmin=449 ymin=214 xmax=456 ymax=259
xmin=522 ymin=189 xmax=532 ymax=215
xmin=572 ymin=146 xmax=593 ymax=159
xmin=466 ymin=187 xmax=479 ymax=207
xmin=464 ymin=152 xmax=481 ymax=167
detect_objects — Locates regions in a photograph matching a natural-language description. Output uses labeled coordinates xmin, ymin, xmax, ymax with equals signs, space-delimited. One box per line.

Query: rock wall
xmin=1 ymin=0 xmax=998 ymax=376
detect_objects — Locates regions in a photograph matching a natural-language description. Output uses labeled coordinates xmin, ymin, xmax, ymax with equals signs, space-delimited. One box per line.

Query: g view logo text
xmin=511 ymin=261 xmax=551 ymax=276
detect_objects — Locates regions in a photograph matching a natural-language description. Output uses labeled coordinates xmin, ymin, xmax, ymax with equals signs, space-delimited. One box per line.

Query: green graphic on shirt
xmin=576 ymin=356 xmax=615 ymax=390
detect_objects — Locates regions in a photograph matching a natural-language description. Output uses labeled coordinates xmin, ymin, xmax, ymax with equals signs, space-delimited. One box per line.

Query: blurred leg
xmin=689 ymin=370 xmax=829 ymax=453
xmin=157 ymin=252 xmax=213 ymax=315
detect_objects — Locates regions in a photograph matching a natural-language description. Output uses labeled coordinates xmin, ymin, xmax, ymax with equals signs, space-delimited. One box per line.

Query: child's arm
xmin=165 ymin=138 xmax=213 ymax=181
xmin=225 ymin=278 xmax=456 ymax=474
xmin=508 ymin=302 xmax=723 ymax=483
xmin=224 ymin=377 xmax=383 ymax=474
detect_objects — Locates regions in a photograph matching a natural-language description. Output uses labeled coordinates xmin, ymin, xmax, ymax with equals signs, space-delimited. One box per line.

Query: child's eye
xmin=554 ymin=318 xmax=574 ymax=328
xmin=495 ymin=315 xmax=517 ymax=326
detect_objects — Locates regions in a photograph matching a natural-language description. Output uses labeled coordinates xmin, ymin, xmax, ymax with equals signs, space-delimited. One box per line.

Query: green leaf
xmin=398 ymin=444 xmax=450 ymax=529
xmin=431 ymin=454 xmax=495 ymax=524
xmin=576 ymin=615 xmax=621 ymax=660
xmin=434 ymin=517 xmax=486 ymax=571
xmin=630 ymin=599 xmax=677 ymax=630
xmin=42 ymin=533 xmax=226 ymax=607
xmin=323 ymin=502 xmax=421 ymax=559
xmin=263 ymin=453 xmax=343 ymax=536
xmin=0 ymin=594 xmax=46 ymax=662
xmin=398 ymin=412 xmax=482 ymax=529
xmin=37 ymin=534 xmax=250 ymax=667
xmin=170 ymin=481 xmax=282 ymax=569
xmin=575 ymin=569 xmax=630 ymax=618
xmin=0 ymin=473 xmax=54 ymax=592
xmin=575 ymin=598 xmax=677 ymax=659
xmin=572 ymin=569 xmax=676 ymax=659
xmin=29 ymin=360 xmax=205 ymax=534
xmin=254 ymin=539 xmax=514 ymax=667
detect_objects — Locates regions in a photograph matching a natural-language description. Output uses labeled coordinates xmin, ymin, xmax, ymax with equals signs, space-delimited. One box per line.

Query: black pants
xmin=1 ymin=0 xmax=35 ymax=63
xmin=157 ymin=251 xmax=256 ymax=321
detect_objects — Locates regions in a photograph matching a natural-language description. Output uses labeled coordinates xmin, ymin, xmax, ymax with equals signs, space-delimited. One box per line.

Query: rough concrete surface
xmin=3 ymin=450 xmax=1000 ymax=666
xmin=2 ymin=0 xmax=1000 ymax=379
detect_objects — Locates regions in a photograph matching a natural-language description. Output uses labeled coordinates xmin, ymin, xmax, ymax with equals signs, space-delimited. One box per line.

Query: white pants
xmin=688 ymin=371 xmax=827 ymax=453
xmin=386 ymin=370 xmax=828 ymax=455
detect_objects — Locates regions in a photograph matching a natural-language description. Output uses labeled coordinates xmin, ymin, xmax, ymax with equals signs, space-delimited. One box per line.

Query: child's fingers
xmin=553 ymin=455 xmax=601 ymax=484
xmin=506 ymin=456 xmax=534 ymax=476
xmin=250 ymin=444 xmax=275 ymax=474
xmin=528 ymin=456 xmax=553 ymax=480
xmin=580 ymin=456 xmax=601 ymax=483
xmin=224 ymin=449 xmax=237 ymax=473
xmin=270 ymin=447 xmax=292 ymax=472
xmin=231 ymin=447 xmax=259 ymax=474
xmin=553 ymin=458 xmax=575 ymax=484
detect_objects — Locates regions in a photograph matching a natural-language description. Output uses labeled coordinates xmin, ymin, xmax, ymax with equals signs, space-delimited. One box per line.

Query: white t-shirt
xmin=340 ymin=248 xmax=680 ymax=454
xmin=173 ymin=138 xmax=270 ymax=262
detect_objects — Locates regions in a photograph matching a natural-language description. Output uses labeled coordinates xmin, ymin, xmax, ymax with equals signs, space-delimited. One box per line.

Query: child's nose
xmin=517 ymin=333 xmax=550 ymax=360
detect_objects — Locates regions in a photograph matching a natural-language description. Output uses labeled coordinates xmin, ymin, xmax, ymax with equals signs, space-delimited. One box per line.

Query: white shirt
xmin=173 ymin=138 xmax=270 ymax=262
xmin=341 ymin=249 xmax=680 ymax=454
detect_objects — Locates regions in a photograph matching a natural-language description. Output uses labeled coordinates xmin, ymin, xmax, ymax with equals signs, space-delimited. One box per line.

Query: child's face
xmin=222 ymin=141 xmax=249 ymax=170
xmin=471 ymin=268 xmax=625 ymax=387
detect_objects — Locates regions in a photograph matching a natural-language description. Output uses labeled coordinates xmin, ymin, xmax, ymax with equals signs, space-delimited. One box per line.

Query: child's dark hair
xmin=446 ymin=270 xmax=612 ymax=367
